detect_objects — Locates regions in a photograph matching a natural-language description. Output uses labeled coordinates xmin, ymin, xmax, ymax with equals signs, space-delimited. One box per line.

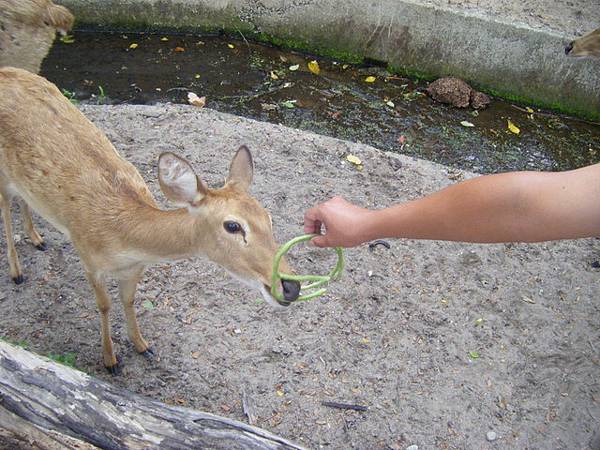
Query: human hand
xmin=303 ymin=196 xmax=373 ymax=247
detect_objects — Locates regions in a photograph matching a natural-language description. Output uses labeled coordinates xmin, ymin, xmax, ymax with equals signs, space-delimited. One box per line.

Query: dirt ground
xmin=1 ymin=104 xmax=599 ymax=449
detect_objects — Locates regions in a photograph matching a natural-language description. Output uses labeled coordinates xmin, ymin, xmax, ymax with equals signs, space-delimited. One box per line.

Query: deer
xmin=0 ymin=67 xmax=301 ymax=373
xmin=565 ymin=28 xmax=600 ymax=58
xmin=0 ymin=0 xmax=74 ymax=74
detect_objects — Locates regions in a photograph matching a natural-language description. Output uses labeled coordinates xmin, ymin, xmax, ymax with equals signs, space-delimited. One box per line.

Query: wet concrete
xmin=42 ymin=31 xmax=600 ymax=174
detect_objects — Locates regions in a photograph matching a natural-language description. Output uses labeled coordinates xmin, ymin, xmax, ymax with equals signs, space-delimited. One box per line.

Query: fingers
xmin=303 ymin=206 xmax=323 ymax=234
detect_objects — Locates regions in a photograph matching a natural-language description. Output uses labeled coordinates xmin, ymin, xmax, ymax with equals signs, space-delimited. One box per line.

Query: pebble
xmin=486 ymin=431 xmax=497 ymax=441
xmin=406 ymin=445 xmax=419 ymax=450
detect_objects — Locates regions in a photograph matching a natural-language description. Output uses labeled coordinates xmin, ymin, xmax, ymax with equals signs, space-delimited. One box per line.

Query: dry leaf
xmin=386 ymin=100 xmax=395 ymax=107
xmin=276 ymin=389 xmax=285 ymax=397
xmin=129 ymin=43 xmax=138 ymax=49
xmin=174 ymin=46 xmax=185 ymax=52
xmin=525 ymin=107 xmax=534 ymax=113
xmin=227 ymin=43 xmax=235 ymax=49
xmin=507 ymin=120 xmax=520 ymax=134
xmin=270 ymin=71 xmax=279 ymax=80
xmin=308 ymin=60 xmax=320 ymax=75
xmin=187 ymin=92 xmax=206 ymax=107
xmin=289 ymin=64 xmax=300 ymax=71
xmin=365 ymin=76 xmax=376 ymax=83
xmin=460 ymin=120 xmax=475 ymax=127
xmin=191 ymin=351 xmax=200 ymax=359
xmin=346 ymin=154 xmax=362 ymax=165
xmin=161 ymin=37 xmax=169 ymax=41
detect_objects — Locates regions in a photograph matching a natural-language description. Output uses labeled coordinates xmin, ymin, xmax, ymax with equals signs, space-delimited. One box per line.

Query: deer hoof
xmin=105 ymin=358 xmax=122 ymax=376
xmin=140 ymin=347 xmax=155 ymax=359
xmin=12 ymin=274 xmax=25 ymax=284
xmin=35 ymin=242 xmax=48 ymax=251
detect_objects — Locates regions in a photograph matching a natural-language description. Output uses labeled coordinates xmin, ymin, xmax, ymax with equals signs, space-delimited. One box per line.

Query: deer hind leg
xmin=118 ymin=267 xmax=153 ymax=358
xmin=85 ymin=270 xmax=119 ymax=374
xmin=19 ymin=199 xmax=46 ymax=251
xmin=0 ymin=191 xmax=24 ymax=284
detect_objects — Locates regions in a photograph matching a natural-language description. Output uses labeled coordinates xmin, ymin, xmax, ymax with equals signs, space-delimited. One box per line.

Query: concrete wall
xmin=56 ymin=0 xmax=600 ymax=119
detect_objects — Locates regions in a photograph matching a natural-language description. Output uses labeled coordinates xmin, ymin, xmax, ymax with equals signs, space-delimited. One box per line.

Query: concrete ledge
xmin=56 ymin=0 xmax=600 ymax=119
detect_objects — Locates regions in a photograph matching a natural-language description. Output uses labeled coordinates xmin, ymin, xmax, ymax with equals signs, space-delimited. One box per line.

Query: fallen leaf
xmin=174 ymin=46 xmax=185 ymax=52
xmin=342 ymin=64 xmax=350 ymax=69
xmin=60 ymin=34 xmax=75 ymax=44
xmin=289 ymin=64 xmax=300 ymax=71
xmin=525 ymin=106 xmax=534 ymax=113
xmin=346 ymin=154 xmax=362 ymax=165
xmin=142 ymin=300 xmax=154 ymax=310
xmin=279 ymin=55 xmax=288 ymax=62
xmin=276 ymin=389 xmax=285 ymax=397
xmin=191 ymin=351 xmax=200 ymax=359
xmin=227 ymin=43 xmax=235 ymax=49
xmin=507 ymin=119 xmax=520 ymax=135
xmin=261 ymin=103 xmax=278 ymax=111
xmin=468 ymin=351 xmax=480 ymax=359
xmin=270 ymin=71 xmax=279 ymax=80
xmin=187 ymin=92 xmax=206 ymax=107
xmin=474 ymin=318 xmax=484 ymax=326
xmin=460 ymin=120 xmax=475 ymax=127
xmin=161 ymin=37 xmax=169 ymax=41
xmin=365 ymin=76 xmax=376 ymax=83
xmin=386 ymin=100 xmax=395 ymax=108
xmin=521 ymin=296 xmax=536 ymax=304
xmin=129 ymin=43 xmax=138 ymax=49
xmin=280 ymin=100 xmax=297 ymax=109
xmin=308 ymin=60 xmax=320 ymax=75
xmin=194 ymin=74 xmax=201 ymax=79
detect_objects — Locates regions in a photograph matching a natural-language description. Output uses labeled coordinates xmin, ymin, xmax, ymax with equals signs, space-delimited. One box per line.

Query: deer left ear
xmin=226 ymin=145 xmax=254 ymax=191
xmin=158 ymin=152 xmax=207 ymax=206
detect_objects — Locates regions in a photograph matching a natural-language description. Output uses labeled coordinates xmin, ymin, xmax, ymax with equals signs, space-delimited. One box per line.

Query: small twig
xmin=235 ymin=27 xmax=250 ymax=49
xmin=511 ymin=104 xmax=600 ymax=126
xmin=321 ymin=401 xmax=368 ymax=412
xmin=368 ymin=240 xmax=391 ymax=252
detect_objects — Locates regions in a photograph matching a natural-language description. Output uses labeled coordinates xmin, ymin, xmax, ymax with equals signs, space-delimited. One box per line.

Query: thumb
xmin=310 ymin=233 xmax=330 ymax=248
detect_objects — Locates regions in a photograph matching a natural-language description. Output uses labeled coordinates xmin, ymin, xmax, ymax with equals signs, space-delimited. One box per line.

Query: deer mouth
xmin=259 ymin=280 xmax=301 ymax=307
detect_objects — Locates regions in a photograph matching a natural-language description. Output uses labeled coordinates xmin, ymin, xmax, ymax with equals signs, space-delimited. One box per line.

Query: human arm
xmin=303 ymin=163 xmax=600 ymax=247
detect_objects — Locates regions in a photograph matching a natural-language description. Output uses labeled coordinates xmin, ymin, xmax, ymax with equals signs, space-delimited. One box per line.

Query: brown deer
xmin=565 ymin=28 xmax=600 ymax=58
xmin=0 ymin=67 xmax=301 ymax=373
xmin=0 ymin=0 xmax=74 ymax=73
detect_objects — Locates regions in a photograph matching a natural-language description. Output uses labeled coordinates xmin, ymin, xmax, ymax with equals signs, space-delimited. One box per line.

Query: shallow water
xmin=42 ymin=31 xmax=600 ymax=173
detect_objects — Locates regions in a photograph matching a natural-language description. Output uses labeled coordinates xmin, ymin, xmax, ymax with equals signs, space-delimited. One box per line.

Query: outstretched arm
xmin=304 ymin=164 xmax=600 ymax=247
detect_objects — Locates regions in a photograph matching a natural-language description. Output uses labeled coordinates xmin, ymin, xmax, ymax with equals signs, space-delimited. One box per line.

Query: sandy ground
xmin=0 ymin=105 xmax=599 ymax=449
xmin=420 ymin=0 xmax=600 ymax=36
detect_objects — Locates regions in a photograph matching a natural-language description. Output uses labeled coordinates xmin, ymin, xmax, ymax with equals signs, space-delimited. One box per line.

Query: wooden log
xmin=0 ymin=341 xmax=306 ymax=450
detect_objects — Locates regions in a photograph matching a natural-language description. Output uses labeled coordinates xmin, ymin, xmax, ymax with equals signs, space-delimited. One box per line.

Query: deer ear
xmin=226 ymin=145 xmax=253 ymax=191
xmin=158 ymin=153 xmax=207 ymax=206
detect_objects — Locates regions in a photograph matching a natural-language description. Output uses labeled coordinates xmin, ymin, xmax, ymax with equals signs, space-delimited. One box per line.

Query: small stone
xmin=406 ymin=446 xmax=419 ymax=450
xmin=486 ymin=431 xmax=497 ymax=441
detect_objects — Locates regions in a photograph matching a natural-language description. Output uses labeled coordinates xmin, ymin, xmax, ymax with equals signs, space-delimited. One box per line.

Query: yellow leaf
xmin=346 ymin=154 xmax=362 ymax=165
xmin=270 ymin=71 xmax=279 ymax=80
xmin=227 ymin=43 xmax=235 ymax=49
xmin=187 ymin=92 xmax=206 ymax=108
xmin=60 ymin=34 xmax=75 ymax=44
xmin=161 ymin=37 xmax=169 ymax=41
xmin=194 ymin=74 xmax=201 ymax=79
xmin=276 ymin=389 xmax=285 ymax=397
xmin=365 ymin=76 xmax=376 ymax=83
xmin=129 ymin=43 xmax=138 ymax=49
xmin=308 ymin=60 xmax=320 ymax=75
xmin=525 ymin=107 xmax=534 ymax=113
xmin=507 ymin=120 xmax=520 ymax=135
xmin=342 ymin=64 xmax=350 ymax=69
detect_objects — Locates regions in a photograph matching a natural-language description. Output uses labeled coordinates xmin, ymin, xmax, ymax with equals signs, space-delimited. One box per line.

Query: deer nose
xmin=565 ymin=42 xmax=574 ymax=54
xmin=281 ymin=279 xmax=301 ymax=302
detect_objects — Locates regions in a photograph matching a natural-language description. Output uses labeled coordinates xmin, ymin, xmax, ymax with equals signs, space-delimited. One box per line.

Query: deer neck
xmin=118 ymin=202 xmax=210 ymax=264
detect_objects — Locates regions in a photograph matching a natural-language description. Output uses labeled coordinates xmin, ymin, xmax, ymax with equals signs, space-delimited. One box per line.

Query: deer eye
xmin=224 ymin=220 xmax=242 ymax=234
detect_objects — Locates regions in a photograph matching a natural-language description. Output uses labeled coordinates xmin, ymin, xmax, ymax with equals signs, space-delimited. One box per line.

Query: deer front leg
xmin=0 ymin=192 xmax=24 ymax=284
xmin=19 ymin=199 xmax=46 ymax=251
xmin=118 ymin=267 xmax=153 ymax=358
xmin=86 ymin=271 xmax=119 ymax=374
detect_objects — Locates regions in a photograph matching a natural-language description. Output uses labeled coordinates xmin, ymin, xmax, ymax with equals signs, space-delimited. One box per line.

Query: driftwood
xmin=0 ymin=341 xmax=306 ymax=450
